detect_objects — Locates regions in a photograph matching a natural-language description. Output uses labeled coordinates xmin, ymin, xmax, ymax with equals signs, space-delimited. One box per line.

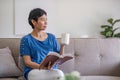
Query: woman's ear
xmin=31 ymin=19 xmax=36 ymax=26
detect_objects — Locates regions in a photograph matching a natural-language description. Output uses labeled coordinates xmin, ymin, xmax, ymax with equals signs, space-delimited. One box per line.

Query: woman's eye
xmin=41 ymin=18 xmax=47 ymax=21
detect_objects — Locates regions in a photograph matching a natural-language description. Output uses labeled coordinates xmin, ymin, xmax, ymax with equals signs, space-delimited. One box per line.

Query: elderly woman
xmin=20 ymin=8 xmax=64 ymax=80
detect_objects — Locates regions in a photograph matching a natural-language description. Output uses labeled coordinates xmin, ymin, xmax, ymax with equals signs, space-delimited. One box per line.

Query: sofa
xmin=0 ymin=38 xmax=120 ymax=80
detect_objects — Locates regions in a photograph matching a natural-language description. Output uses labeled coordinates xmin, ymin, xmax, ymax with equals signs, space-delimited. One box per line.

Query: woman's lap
xmin=28 ymin=69 xmax=64 ymax=80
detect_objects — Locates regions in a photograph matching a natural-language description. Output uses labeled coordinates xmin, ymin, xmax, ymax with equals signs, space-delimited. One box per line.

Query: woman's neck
xmin=31 ymin=29 xmax=44 ymax=37
xmin=31 ymin=29 xmax=47 ymax=41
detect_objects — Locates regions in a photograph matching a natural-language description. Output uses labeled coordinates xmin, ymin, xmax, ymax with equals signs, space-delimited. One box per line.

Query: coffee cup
xmin=61 ymin=33 xmax=70 ymax=45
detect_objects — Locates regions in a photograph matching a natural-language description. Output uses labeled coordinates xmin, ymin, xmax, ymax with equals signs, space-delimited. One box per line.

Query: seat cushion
xmin=0 ymin=78 xmax=17 ymax=80
xmin=81 ymin=76 xmax=120 ymax=80
xmin=18 ymin=76 xmax=25 ymax=80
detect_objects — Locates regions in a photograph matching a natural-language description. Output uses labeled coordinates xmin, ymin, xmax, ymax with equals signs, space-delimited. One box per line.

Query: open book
xmin=40 ymin=52 xmax=73 ymax=68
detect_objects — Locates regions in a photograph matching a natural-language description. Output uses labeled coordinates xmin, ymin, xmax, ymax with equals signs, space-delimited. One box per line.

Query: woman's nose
xmin=45 ymin=21 xmax=47 ymax=25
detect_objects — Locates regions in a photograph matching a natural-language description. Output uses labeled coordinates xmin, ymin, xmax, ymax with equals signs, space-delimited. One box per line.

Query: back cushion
xmin=74 ymin=39 xmax=100 ymax=75
xmin=74 ymin=38 xmax=120 ymax=76
xmin=0 ymin=38 xmax=21 ymax=65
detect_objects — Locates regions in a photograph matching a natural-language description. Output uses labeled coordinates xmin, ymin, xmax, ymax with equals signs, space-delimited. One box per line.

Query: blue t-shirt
xmin=20 ymin=33 xmax=60 ymax=80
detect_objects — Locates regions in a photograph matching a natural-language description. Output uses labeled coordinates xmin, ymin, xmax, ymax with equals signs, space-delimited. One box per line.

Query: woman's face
xmin=32 ymin=14 xmax=47 ymax=30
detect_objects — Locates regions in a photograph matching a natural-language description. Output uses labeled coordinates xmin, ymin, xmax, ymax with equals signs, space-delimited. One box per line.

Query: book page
xmin=47 ymin=52 xmax=61 ymax=57
xmin=55 ymin=54 xmax=73 ymax=65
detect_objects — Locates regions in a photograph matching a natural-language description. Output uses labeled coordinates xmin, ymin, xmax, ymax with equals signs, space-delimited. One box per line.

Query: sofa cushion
xmin=18 ymin=76 xmax=25 ymax=80
xmin=74 ymin=39 xmax=120 ymax=76
xmin=58 ymin=53 xmax=74 ymax=73
xmin=0 ymin=78 xmax=17 ymax=80
xmin=0 ymin=47 xmax=22 ymax=77
xmin=81 ymin=76 xmax=120 ymax=80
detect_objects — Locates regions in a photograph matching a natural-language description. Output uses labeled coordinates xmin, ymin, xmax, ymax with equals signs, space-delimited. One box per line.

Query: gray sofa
xmin=0 ymin=38 xmax=120 ymax=80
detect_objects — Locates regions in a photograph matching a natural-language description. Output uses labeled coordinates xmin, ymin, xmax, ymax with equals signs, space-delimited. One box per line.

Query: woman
xmin=20 ymin=8 xmax=64 ymax=80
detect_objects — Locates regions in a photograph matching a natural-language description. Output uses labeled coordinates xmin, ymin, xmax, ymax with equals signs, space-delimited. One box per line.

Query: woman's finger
xmin=48 ymin=62 xmax=51 ymax=69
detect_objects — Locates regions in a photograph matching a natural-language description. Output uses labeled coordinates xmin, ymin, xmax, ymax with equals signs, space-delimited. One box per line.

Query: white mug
xmin=61 ymin=33 xmax=70 ymax=45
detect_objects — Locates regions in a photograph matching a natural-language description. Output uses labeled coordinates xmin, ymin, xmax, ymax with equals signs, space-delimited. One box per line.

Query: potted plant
xmin=100 ymin=18 xmax=120 ymax=38
xmin=59 ymin=71 xmax=81 ymax=80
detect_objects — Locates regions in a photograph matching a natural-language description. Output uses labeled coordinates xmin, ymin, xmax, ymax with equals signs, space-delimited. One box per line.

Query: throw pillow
xmin=0 ymin=47 xmax=22 ymax=77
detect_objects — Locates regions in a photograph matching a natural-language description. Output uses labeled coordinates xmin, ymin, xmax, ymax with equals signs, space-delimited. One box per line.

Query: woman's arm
xmin=23 ymin=55 xmax=40 ymax=69
xmin=59 ymin=45 xmax=65 ymax=55
xmin=23 ymin=55 xmax=52 ymax=70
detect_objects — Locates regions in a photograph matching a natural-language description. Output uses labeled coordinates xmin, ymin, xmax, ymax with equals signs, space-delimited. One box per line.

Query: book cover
xmin=39 ymin=52 xmax=73 ymax=69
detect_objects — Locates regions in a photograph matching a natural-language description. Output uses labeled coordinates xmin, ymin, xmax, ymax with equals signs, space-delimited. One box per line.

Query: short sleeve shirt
xmin=20 ymin=33 xmax=60 ymax=80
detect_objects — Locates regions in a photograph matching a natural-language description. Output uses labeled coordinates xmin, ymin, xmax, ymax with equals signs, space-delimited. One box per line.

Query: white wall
xmin=0 ymin=0 xmax=15 ymax=38
xmin=0 ymin=0 xmax=120 ymax=38
xmin=15 ymin=0 xmax=56 ymax=36
xmin=55 ymin=0 xmax=120 ymax=38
